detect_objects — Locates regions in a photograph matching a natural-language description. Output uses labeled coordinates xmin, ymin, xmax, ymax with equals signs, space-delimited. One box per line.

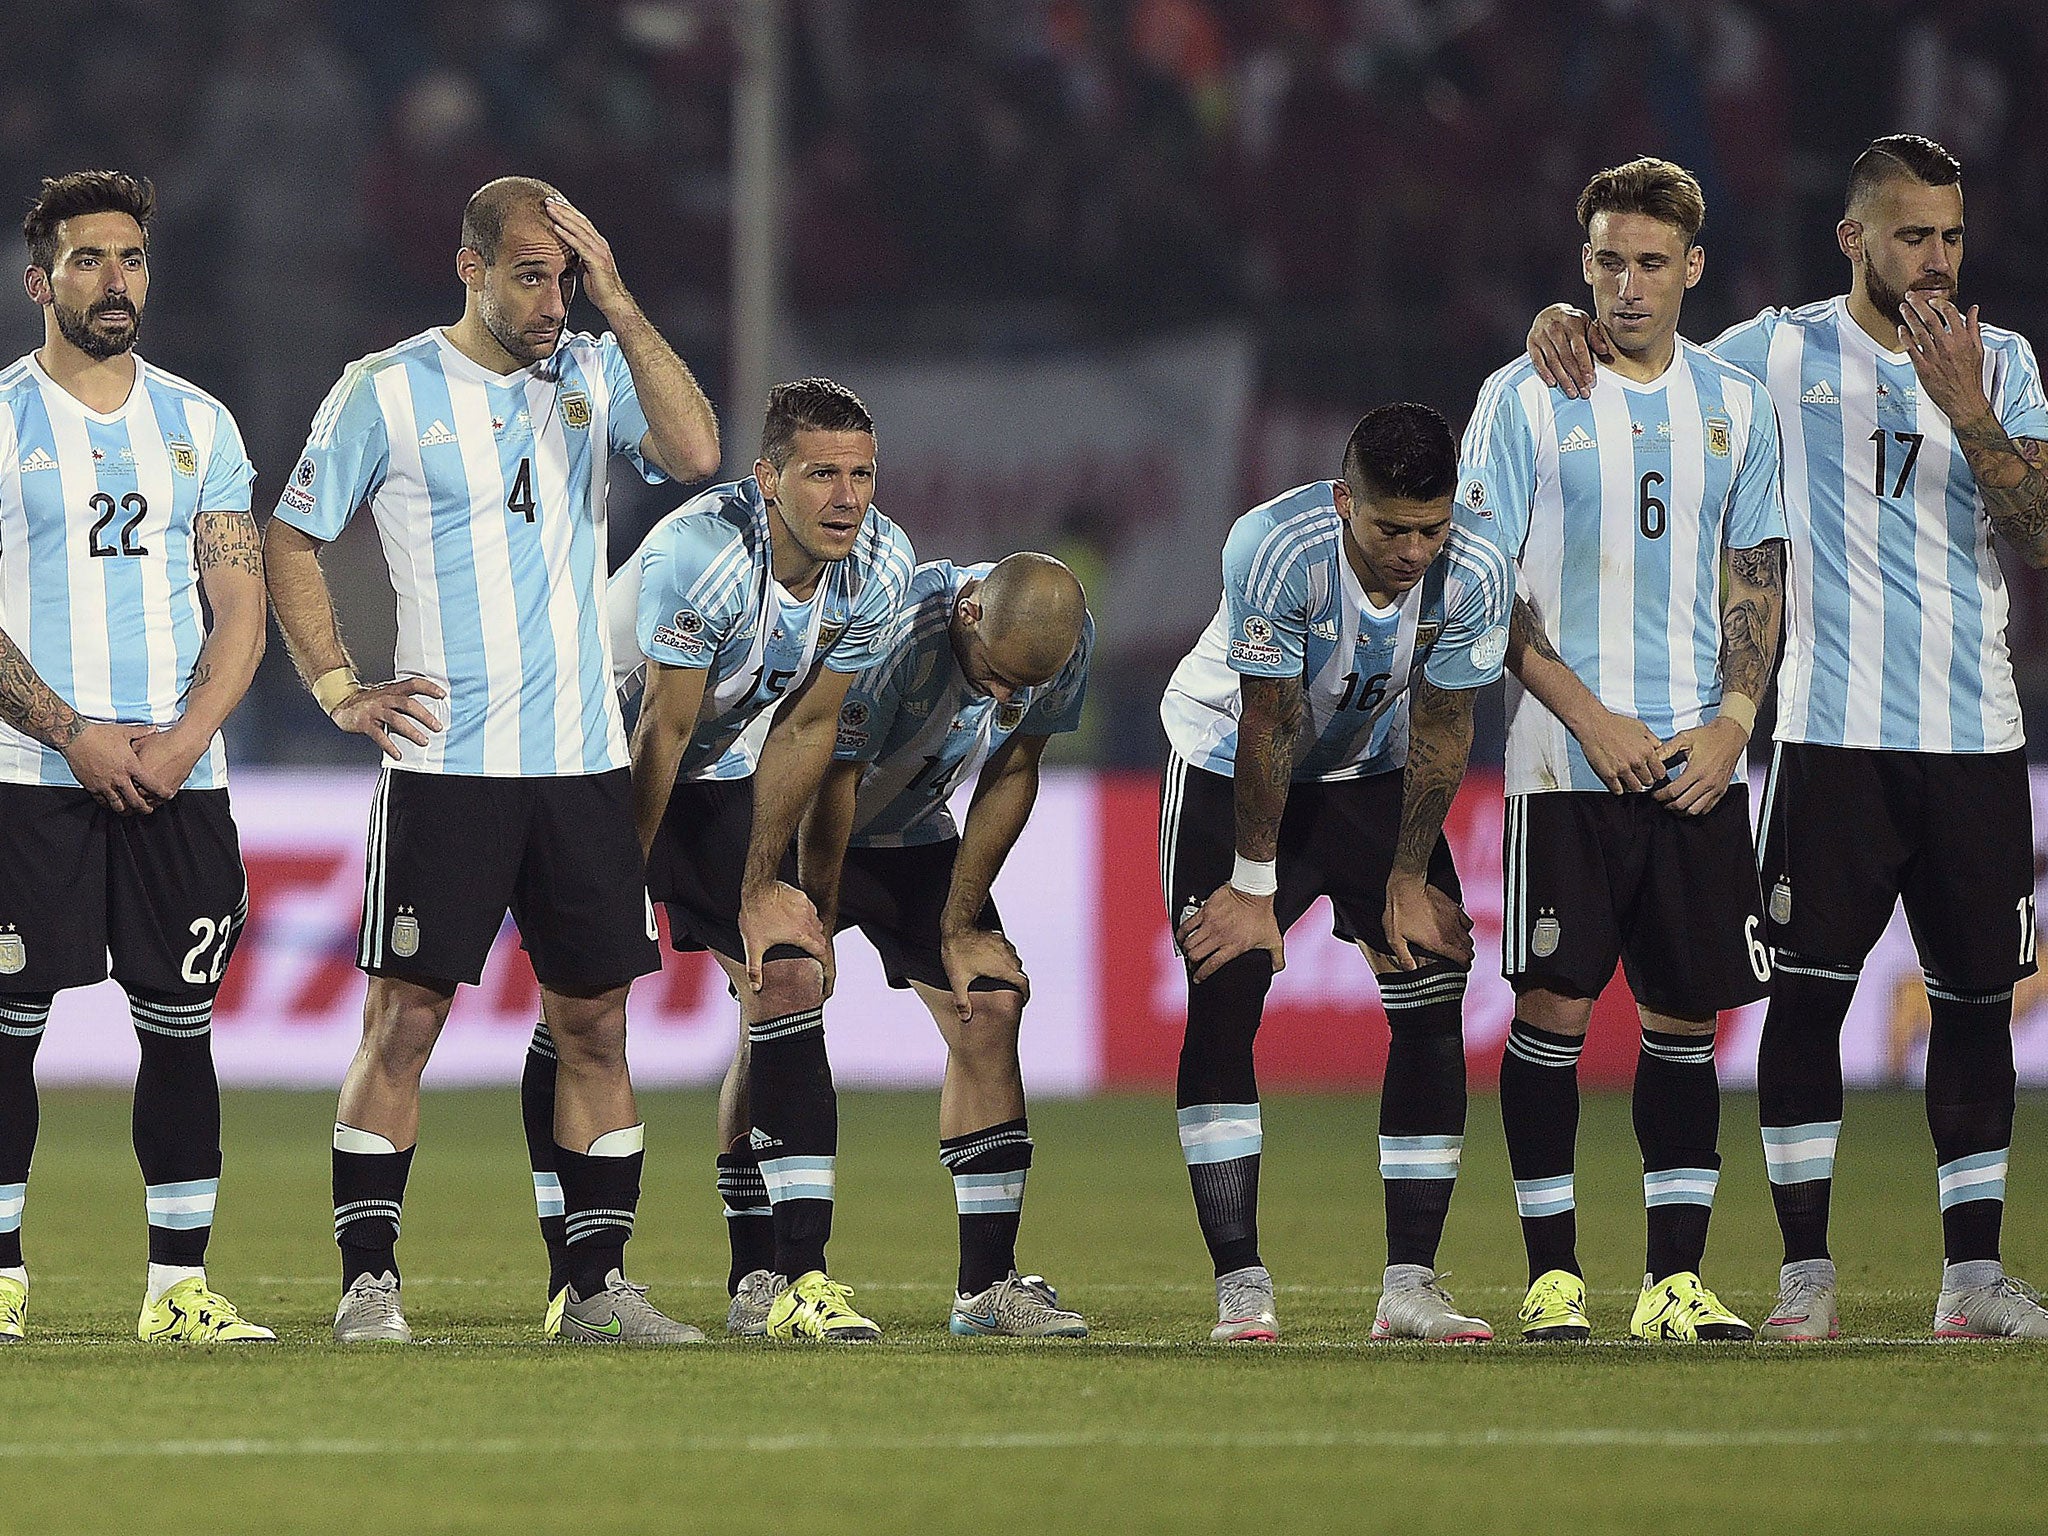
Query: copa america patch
xmin=1769 ymin=878 xmax=1792 ymax=927
xmin=1468 ymin=624 xmax=1510 ymax=673
xmin=1531 ymin=914 xmax=1562 ymax=958
xmin=294 ymin=456 xmax=316 ymax=489
xmin=1462 ymin=478 xmax=1492 ymax=517
xmin=1243 ymin=615 xmax=1274 ymax=645
xmin=651 ymin=609 xmax=708 ymax=653
xmin=840 ymin=700 xmax=870 ymax=730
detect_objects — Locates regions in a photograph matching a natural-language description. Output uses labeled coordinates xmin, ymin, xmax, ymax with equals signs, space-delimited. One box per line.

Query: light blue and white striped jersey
xmin=272 ymin=328 xmax=663 ymax=777
xmin=832 ymin=559 xmax=1093 ymax=847
xmin=0 ymin=352 xmax=254 ymax=789
xmin=611 ymin=477 xmax=915 ymax=782
xmin=1709 ymin=297 xmax=2048 ymax=753
xmin=1159 ymin=481 xmax=1514 ymax=783
xmin=1461 ymin=343 xmax=1787 ymax=796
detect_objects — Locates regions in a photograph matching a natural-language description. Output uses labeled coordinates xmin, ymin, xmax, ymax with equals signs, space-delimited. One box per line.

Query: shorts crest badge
xmin=560 ymin=391 xmax=591 ymax=430
xmin=391 ymin=907 xmax=421 ymax=960
xmin=0 ymin=927 xmax=23 ymax=975
xmin=1769 ymin=878 xmax=1792 ymax=927
xmin=1531 ymin=914 xmax=1561 ymax=959
xmin=169 ymin=441 xmax=197 ymax=477
xmin=1707 ymin=418 xmax=1731 ymax=457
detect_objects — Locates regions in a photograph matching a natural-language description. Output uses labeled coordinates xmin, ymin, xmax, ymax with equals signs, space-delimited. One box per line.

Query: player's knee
xmin=1514 ymin=988 xmax=1592 ymax=1038
xmin=545 ymin=1007 xmax=628 ymax=1070
xmin=755 ymin=956 xmax=824 ymax=1018
xmin=949 ymin=993 xmax=1024 ymax=1073
xmin=362 ymin=992 xmax=450 ymax=1074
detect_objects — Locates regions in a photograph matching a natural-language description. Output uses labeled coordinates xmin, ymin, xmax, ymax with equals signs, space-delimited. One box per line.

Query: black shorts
xmin=0 ymin=784 xmax=246 ymax=999
xmin=646 ymin=776 xmax=805 ymax=963
xmin=836 ymin=839 xmax=1010 ymax=994
xmin=358 ymin=767 xmax=658 ymax=991
xmin=1757 ymin=742 xmax=2038 ymax=991
xmin=1158 ymin=755 xmax=1462 ymax=961
xmin=1502 ymin=787 xmax=1769 ymax=1017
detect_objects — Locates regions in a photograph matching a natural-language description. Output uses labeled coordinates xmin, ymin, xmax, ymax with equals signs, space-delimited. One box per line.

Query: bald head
xmin=963 ymin=552 xmax=1087 ymax=688
xmin=461 ymin=175 xmax=565 ymax=263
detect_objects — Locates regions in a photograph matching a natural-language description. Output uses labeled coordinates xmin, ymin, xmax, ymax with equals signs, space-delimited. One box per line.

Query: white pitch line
xmin=0 ymin=1427 xmax=2044 ymax=1460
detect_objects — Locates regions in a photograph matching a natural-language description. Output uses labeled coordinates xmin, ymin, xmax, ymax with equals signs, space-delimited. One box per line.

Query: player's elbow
xmin=657 ymin=432 xmax=721 ymax=484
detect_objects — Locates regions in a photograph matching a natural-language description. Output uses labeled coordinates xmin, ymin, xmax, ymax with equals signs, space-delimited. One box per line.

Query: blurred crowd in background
xmin=4 ymin=0 xmax=2048 ymax=766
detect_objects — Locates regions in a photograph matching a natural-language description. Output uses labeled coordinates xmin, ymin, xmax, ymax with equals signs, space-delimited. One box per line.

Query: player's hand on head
xmin=1527 ymin=304 xmax=1612 ymax=401
xmin=329 ymin=676 xmax=448 ymax=761
xmin=739 ymin=879 xmax=832 ymax=993
xmin=1381 ymin=873 xmax=1475 ymax=971
xmin=1177 ymin=881 xmax=1286 ymax=984
xmin=543 ymin=196 xmax=627 ymax=316
xmin=1898 ymin=293 xmax=1990 ymax=420
xmin=940 ymin=928 xmax=1029 ymax=1022
xmin=1574 ymin=706 xmax=1668 ymax=794
xmin=62 ymin=721 xmax=157 ymax=815
xmin=1653 ymin=716 xmax=1746 ymax=816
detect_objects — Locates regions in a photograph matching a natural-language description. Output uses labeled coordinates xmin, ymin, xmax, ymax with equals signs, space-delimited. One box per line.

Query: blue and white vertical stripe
xmin=145 ymin=1178 xmax=217 ymax=1231
xmin=1177 ymin=1103 xmax=1263 ymax=1166
xmin=1711 ymin=298 xmax=2048 ymax=754
xmin=0 ymin=353 xmax=252 ymax=789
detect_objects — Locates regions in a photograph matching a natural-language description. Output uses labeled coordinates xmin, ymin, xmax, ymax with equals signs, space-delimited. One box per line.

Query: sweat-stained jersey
xmin=611 ymin=476 xmax=915 ymax=782
xmin=1709 ymin=297 xmax=2048 ymax=753
xmin=1459 ymin=341 xmax=1787 ymax=796
xmin=0 ymin=352 xmax=254 ymax=789
xmin=271 ymin=328 xmax=663 ymax=777
xmin=832 ymin=559 xmax=1092 ymax=847
xmin=1159 ymin=481 xmax=1514 ymax=783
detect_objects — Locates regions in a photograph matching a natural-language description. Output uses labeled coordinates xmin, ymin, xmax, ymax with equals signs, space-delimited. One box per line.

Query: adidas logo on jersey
xmin=1801 ymin=379 xmax=1840 ymax=405
xmin=17 ymin=447 xmax=57 ymax=473
xmin=418 ymin=419 xmax=458 ymax=447
xmin=1558 ymin=425 xmax=1597 ymax=453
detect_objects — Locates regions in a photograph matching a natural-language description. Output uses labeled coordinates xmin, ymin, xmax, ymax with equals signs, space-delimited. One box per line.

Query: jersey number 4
xmin=86 ymin=491 xmax=149 ymax=558
xmin=506 ymin=458 xmax=536 ymax=522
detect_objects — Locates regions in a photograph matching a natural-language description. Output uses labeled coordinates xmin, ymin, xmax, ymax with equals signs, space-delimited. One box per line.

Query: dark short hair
xmin=1342 ymin=402 xmax=1457 ymax=503
xmin=1845 ymin=134 xmax=1962 ymax=214
xmin=23 ymin=170 xmax=155 ymax=273
xmin=460 ymin=175 xmax=563 ymax=264
xmin=1576 ymin=157 xmax=1706 ymax=244
xmin=760 ymin=378 xmax=876 ymax=468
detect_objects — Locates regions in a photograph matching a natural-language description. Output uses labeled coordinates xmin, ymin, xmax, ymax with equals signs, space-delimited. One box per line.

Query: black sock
xmin=0 ymin=995 xmax=52 ymax=1270
xmin=1924 ymin=979 xmax=2016 ymax=1265
xmin=333 ymin=1129 xmax=414 ymax=1288
xmin=129 ymin=989 xmax=223 ymax=1266
xmin=1377 ymin=966 xmax=1468 ymax=1270
xmin=717 ymin=1152 xmax=774 ymax=1293
xmin=941 ymin=1117 xmax=1032 ymax=1295
xmin=1756 ymin=958 xmax=1855 ymax=1262
xmin=749 ymin=1005 xmax=835 ymax=1279
xmin=520 ymin=1022 xmax=568 ymax=1293
xmin=1176 ymin=951 xmax=1269 ymax=1276
xmin=1636 ymin=1026 xmax=1722 ymax=1282
xmin=1499 ymin=1018 xmax=1583 ymax=1282
xmin=555 ymin=1126 xmax=644 ymax=1296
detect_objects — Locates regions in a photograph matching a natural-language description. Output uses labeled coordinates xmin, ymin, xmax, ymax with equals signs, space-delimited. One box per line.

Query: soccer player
xmin=0 ymin=172 xmax=271 ymax=1342
xmin=550 ymin=377 xmax=913 ymax=1341
xmin=1527 ymin=134 xmax=2048 ymax=1340
xmin=263 ymin=176 xmax=720 ymax=1344
xmin=801 ymin=551 xmax=1092 ymax=1337
xmin=1159 ymin=402 xmax=1512 ymax=1344
xmin=1470 ymin=158 xmax=1785 ymax=1343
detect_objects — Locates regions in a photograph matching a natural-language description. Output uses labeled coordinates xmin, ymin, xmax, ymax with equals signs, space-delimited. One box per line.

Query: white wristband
xmin=1231 ymin=855 xmax=1278 ymax=898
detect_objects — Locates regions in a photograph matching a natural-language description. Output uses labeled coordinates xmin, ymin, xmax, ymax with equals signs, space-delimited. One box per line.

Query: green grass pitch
xmin=5 ymin=1088 xmax=2046 ymax=1533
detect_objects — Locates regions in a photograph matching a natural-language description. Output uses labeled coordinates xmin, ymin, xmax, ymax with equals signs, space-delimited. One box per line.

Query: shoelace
xmin=1990 ymin=1276 xmax=2044 ymax=1308
xmin=1218 ymin=1280 xmax=1270 ymax=1318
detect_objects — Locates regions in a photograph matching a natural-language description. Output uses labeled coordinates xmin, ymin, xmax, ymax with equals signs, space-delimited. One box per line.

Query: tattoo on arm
xmin=1396 ymin=678 xmax=1474 ymax=875
xmin=196 ymin=511 xmax=263 ymax=578
xmin=0 ymin=625 xmax=83 ymax=750
xmin=1721 ymin=540 xmax=1785 ymax=705
xmin=1953 ymin=423 xmax=2048 ymax=558
xmin=1507 ymin=593 xmax=1565 ymax=671
xmin=1234 ymin=673 xmax=1304 ymax=862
